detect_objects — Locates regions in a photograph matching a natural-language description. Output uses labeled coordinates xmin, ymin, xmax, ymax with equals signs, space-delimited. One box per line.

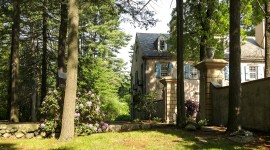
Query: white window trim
xmin=158 ymin=36 xmax=167 ymax=51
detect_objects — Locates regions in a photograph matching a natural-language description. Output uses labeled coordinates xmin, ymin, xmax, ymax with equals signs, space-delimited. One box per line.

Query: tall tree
xmin=265 ymin=2 xmax=270 ymax=77
xmin=169 ymin=0 xmax=229 ymax=61
xmin=59 ymin=0 xmax=79 ymax=141
xmin=41 ymin=0 xmax=48 ymax=101
xmin=9 ymin=0 xmax=21 ymax=122
xmin=176 ymin=0 xmax=185 ymax=128
xmin=57 ymin=0 xmax=68 ymax=87
xmin=227 ymin=0 xmax=242 ymax=133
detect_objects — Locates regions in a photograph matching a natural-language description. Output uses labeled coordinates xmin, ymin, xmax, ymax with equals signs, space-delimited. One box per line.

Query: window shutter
xmin=245 ymin=66 xmax=250 ymax=81
xmin=156 ymin=63 xmax=161 ymax=78
xmin=225 ymin=65 xmax=229 ymax=80
xmin=258 ymin=65 xmax=264 ymax=79
xmin=185 ymin=64 xmax=190 ymax=79
xmin=168 ymin=63 xmax=174 ymax=76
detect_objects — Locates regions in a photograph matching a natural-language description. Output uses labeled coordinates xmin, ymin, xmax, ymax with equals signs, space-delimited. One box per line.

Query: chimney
xmin=255 ymin=20 xmax=265 ymax=49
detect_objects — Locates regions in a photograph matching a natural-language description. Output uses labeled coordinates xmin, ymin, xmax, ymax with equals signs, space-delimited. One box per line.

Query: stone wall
xmin=0 ymin=123 xmax=46 ymax=139
xmin=212 ymin=77 xmax=270 ymax=132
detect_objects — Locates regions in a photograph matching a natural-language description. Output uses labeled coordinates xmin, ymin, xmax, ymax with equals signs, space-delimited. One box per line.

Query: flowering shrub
xmin=39 ymin=87 xmax=108 ymax=136
xmin=74 ymin=90 xmax=108 ymax=135
xmin=185 ymin=100 xmax=199 ymax=117
xmin=40 ymin=88 xmax=64 ymax=134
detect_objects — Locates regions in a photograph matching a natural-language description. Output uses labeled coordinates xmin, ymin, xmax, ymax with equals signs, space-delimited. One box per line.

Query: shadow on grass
xmin=136 ymin=126 xmax=255 ymax=150
xmin=0 ymin=143 xmax=17 ymax=150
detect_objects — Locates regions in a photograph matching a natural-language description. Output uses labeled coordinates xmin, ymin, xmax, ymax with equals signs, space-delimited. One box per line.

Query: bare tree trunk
xmin=176 ymin=0 xmax=185 ymax=128
xmin=57 ymin=0 xmax=68 ymax=87
xmin=265 ymin=2 xmax=270 ymax=77
xmin=59 ymin=0 xmax=79 ymax=141
xmin=41 ymin=0 xmax=48 ymax=102
xmin=9 ymin=0 xmax=21 ymax=122
xmin=227 ymin=0 xmax=242 ymax=133
xmin=31 ymin=37 xmax=37 ymax=122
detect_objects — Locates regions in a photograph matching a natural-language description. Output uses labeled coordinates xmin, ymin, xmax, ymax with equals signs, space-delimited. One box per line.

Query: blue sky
xmin=118 ymin=0 xmax=176 ymax=71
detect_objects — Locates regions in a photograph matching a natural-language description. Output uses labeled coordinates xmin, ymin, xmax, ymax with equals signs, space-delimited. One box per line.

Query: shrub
xmin=185 ymin=100 xmax=199 ymax=117
xmin=198 ymin=119 xmax=209 ymax=126
xmin=152 ymin=117 xmax=162 ymax=122
xmin=134 ymin=91 xmax=157 ymax=120
xmin=39 ymin=87 xmax=108 ymax=136
xmin=115 ymin=114 xmax=131 ymax=121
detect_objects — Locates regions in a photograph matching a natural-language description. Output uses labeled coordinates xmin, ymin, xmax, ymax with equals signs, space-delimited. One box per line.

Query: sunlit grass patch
xmin=0 ymin=128 xmax=262 ymax=150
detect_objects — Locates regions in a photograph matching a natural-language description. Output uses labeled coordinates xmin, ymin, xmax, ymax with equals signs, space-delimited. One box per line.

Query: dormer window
xmin=160 ymin=40 xmax=166 ymax=51
xmin=157 ymin=36 xmax=167 ymax=51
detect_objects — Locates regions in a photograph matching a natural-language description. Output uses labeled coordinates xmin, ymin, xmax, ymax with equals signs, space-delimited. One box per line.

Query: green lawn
xmin=0 ymin=128 xmax=265 ymax=150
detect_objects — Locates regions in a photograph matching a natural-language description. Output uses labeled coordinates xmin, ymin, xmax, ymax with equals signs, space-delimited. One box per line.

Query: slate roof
xmin=136 ymin=33 xmax=174 ymax=58
xmin=224 ymin=37 xmax=265 ymax=62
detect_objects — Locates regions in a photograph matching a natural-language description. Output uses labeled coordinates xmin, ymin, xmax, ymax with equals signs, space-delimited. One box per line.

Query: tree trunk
xmin=59 ymin=0 xmax=79 ymax=141
xmin=31 ymin=37 xmax=37 ymax=122
xmin=265 ymin=2 xmax=270 ymax=77
xmin=227 ymin=0 xmax=242 ymax=133
xmin=9 ymin=0 xmax=21 ymax=122
xmin=176 ymin=0 xmax=185 ymax=128
xmin=57 ymin=0 xmax=68 ymax=87
xmin=41 ymin=0 xmax=48 ymax=102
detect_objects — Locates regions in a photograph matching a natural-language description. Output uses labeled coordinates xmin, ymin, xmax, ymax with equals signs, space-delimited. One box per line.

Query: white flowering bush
xmin=39 ymin=86 xmax=108 ymax=136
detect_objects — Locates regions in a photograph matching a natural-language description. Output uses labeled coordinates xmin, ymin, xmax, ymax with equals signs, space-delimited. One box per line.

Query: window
xmin=190 ymin=66 xmax=199 ymax=79
xmin=157 ymin=36 xmax=167 ymax=51
xmin=156 ymin=62 xmax=173 ymax=78
xmin=160 ymin=63 xmax=168 ymax=77
xmin=244 ymin=65 xmax=263 ymax=81
xmin=160 ymin=40 xmax=166 ymax=51
xmin=185 ymin=64 xmax=199 ymax=79
xmin=249 ymin=66 xmax=258 ymax=80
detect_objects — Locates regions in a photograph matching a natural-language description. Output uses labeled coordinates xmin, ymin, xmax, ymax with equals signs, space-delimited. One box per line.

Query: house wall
xmin=212 ymin=77 xmax=270 ymax=132
xmin=145 ymin=59 xmax=177 ymax=99
xmin=222 ymin=62 xmax=264 ymax=86
xmin=130 ymin=39 xmax=144 ymax=94
xmin=145 ymin=59 xmax=199 ymax=101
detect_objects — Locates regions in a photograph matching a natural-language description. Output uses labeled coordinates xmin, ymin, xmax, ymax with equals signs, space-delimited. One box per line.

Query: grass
xmin=0 ymin=128 xmax=265 ymax=150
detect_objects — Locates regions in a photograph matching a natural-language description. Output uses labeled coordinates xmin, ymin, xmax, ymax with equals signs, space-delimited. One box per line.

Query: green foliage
xmin=152 ymin=117 xmax=162 ymax=122
xmin=198 ymin=119 xmax=209 ymax=126
xmin=134 ymin=91 xmax=158 ymax=120
xmin=133 ymin=118 xmax=140 ymax=122
xmin=115 ymin=114 xmax=131 ymax=121
xmin=39 ymin=88 xmax=108 ymax=136
xmin=168 ymin=0 xmax=255 ymax=61
xmin=78 ymin=57 xmax=130 ymax=121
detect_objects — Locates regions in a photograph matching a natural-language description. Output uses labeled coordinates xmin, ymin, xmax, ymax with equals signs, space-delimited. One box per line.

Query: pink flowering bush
xmin=185 ymin=100 xmax=199 ymax=117
xmin=39 ymin=87 xmax=108 ymax=136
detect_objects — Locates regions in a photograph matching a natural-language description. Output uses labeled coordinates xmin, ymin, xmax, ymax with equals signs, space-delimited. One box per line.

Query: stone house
xmin=130 ymin=33 xmax=199 ymax=121
xmin=130 ymin=25 xmax=265 ymax=123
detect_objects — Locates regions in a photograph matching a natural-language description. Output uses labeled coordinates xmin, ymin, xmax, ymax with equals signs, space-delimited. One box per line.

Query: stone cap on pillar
xmin=194 ymin=59 xmax=228 ymax=71
xmin=160 ymin=76 xmax=177 ymax=86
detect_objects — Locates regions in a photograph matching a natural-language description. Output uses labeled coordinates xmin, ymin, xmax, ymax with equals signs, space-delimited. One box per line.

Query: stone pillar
xmin=160 ymin=77 xmax=177 ymax=124
xmin=195 ymin=59 xmax=228 ymax=123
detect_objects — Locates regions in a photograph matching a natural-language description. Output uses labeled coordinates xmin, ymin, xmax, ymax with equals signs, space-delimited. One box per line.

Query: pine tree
xmin=9 ymin=0 xmax=21 ymax=122
xmin=227 ymin=0 xmax=242 ymax=133
xmin=59 ymin=0 xmax=79 ymax=141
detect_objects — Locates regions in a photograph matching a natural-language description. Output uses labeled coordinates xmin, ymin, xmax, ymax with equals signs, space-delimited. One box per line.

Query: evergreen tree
xmin=176 ymin=0 xmax=185 ymax=128
xmin=9 ymin=0 xmax=21 ymax=122
xmin=227 ymin=0 xmax=242 ymax=133
xmin=59 ymin=0 xmax=79 ymax=141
